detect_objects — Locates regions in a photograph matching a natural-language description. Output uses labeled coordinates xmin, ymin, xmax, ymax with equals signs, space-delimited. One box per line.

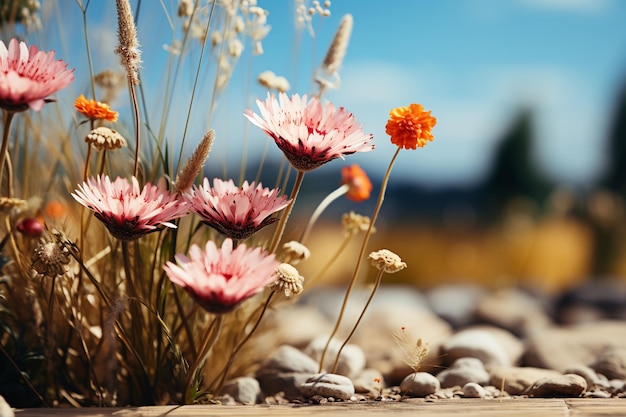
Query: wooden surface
xmin=11 ymin=399 xmax=626 ymax=417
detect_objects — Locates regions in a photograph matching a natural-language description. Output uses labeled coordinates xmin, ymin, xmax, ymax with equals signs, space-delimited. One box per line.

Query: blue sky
xmin=40 ymin=0 xmax=626 ymax=187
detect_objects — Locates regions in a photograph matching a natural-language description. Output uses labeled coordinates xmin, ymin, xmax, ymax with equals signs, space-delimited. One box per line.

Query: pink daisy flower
xmin=0 ymin=38 xmax=74 ymax=112
xmin=163 ymin=239 xmax=279 ymax=314
xmin=71 ymin=175 xmax=190 ymax=241
xmin=244 ymin=93 xmax=374 ymax=172
xmin=186 ymin=178 xmax=291 ymax=240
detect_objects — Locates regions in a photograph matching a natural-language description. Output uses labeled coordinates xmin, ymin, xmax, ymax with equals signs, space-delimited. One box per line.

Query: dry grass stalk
xmin=114 ymin=0 xmax=141 ymax=85
xmin=175 ymin=130 xmax=215 ymax=193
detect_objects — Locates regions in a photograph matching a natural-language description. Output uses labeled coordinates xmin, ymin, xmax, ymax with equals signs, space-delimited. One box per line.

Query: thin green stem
xmin=0 ymin=111 xmax=15 ymax=193
xmin=213 ymin=291 xmax=275 ymax=393
xmin=300 ymin=184 xmax=349 ymax=244
xmin=318 ymin=147 xmax=401 ymax=372
xmin=269 ymin=170 xmax=305 ymax=253
xmin=331 ymin=269 xmax=385 ymax=374
xmin=185 ymin=314 xmax=223 ymax=403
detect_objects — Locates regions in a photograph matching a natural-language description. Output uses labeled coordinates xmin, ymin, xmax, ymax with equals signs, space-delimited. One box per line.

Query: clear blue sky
xmin=39 ymin=0 xmax=626 ymax=187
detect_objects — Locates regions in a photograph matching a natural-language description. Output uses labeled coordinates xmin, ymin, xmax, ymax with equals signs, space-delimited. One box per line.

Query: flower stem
xmin=0 ymin=111 xmax=16 ymax=194
xmin=331 ymin=269 xmax=385 ymax=373
xmin=128 ymin=82 xmax=141 ymax=178
xmin=213 ymin=291 xmax=275 ymax=393
xmin=269 ymin=170 xmax=305 ymax=253
xmin=300 ymin=184 xmax=349 ymax=244
xmin=318 ymin=147 xmax=401 ymax=372
xmin=185 ymin=314 xmax=223 ymax=403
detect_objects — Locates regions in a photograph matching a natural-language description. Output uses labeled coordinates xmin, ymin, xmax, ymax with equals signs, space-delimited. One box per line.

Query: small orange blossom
xmin=341 ymin=164 xmax=372 ymax=202
xmin=385 ymin=103 xmax=436 ymax=150
xmin=74 ymin=94 xmax=118 ymax=122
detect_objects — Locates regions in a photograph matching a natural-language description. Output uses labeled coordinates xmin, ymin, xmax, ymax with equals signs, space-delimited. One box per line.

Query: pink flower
xmin=163 ymin=239 xmax=279 ymax=314
xmin=186 ymin=178 xmax=291 ymax=240
xmin=71 ymin=175 xmax=189 ymax=241
xmin=0 ymin=39 xmax=74 ymax=112
xmin=245 ymin=93 xmax=374 ymax=172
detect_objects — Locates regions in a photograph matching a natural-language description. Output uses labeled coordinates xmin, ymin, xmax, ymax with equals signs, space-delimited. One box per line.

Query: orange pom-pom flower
xmin=385 ymin=103 xmax=436 ymax=150
xmin=74 ymin=94 xmax=118 ymax=122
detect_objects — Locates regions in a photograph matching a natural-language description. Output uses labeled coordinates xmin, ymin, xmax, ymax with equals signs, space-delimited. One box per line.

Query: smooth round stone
xmin=437 ymin=357 xmax=490 ymax=388
xmin=220 ymin=377 xmax=262 ymax=405
xmin=590 ymin=347 xmax=626 ymax=380
xmin=525 ymin=374 xmax=587 ymax=397
xmin=304 ymin=336 xmax=366 ymax=378
xmin=399 ymin=372 xmax=440 ymax=397
xmin=463 ymin=382 xmax=486 ymax=398
xmin=300 ymin=373 xmax=355 ymax=400
xmin=441 ymin=327 xmax=522 ymax=368
xmin=490 ymin=366 xmax=562 ymax=395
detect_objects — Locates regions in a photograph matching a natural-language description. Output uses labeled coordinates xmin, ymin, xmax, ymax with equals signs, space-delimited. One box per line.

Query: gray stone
xmin=564 ymin=364 xmax=602 ymax=390
xmin=437 ymin=357 xmax=490 ymax=388
xmin=440 ymin=326 xmax=523 ymax=369
xmin=525 ymin=374 xmax=587 ymax=398
xmin=474 ymin=288 xmax=552 ymax=337
xmin=255 ymin=345 xmax=318 ymax=400
xmin=524 ymin=320 xmax=626 ymax=372
xmin=220 ymin=377 xmax=262 ymax=404
xmin=352 ymin=368 xmax=385 ymax=396
xmin=399 ymin=372 xmax=440 ymax=397
xmin=590 ymin=347 xmax=626 ymax=380
xmin=426 ymin=284 xmax=487 ymax=328
xmin=490 ymin=367 xmax=562 ymax=395
xmin=300 ymin=373 xmax=355 ymax=400
xmin=304 ymin=336 xmax=366 ymax=378
xmin=463 ymin=382 xmax=486 ymax=398
xmin=259 ymin=345 xmax=319 ymax=374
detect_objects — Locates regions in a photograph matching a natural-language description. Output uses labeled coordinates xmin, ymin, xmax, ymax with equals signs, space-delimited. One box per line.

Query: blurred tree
xmin=590 ymin=80 xmax=626 ymax=275
xmin=481 ymin=108 xmax=553 ymax=219
xmin=599 ymin=81 xmax=626 ymax=197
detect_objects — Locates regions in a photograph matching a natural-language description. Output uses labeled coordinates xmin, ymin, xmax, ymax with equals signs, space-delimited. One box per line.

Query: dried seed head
xmin=32 ymin=239 xmax=71 ymax=278
xmin=0 ymin=197 xmax=27 ymax=212
xmin=321 ymin=14 xmax=352 ymax=74
xmin=342 ymin=211 xmax=374 ymax=235
xmin=280 ymin=241 xmax=310 ymax=265
xmin=257 ymin=70 xmax=290 ymax=93
xmin=114 ymin=0 xmax=142 ymax=85
xmin=86 ymin=127 xmax=128 ymax=151
xmin=315 ymin=14 xmax=352 ymax=91
xmin=368 ymin=249 xmax=406 ymax=274
xmin=94 ymin=70 xmax=125 ymax=90
xmin=178 ymin=0 xmax=194 ymax=17
xmin=175 ymin=130 xmax=215 ymax=192
xmin=271 ymin=263 xmax=304 ymax=296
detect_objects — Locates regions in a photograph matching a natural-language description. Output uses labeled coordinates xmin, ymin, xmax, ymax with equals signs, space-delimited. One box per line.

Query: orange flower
xmin=385 ymin=103 xmax=436 ymax=150
xmin=74 ymin=94 xmax=118 ymax=122
xmin=341 ymin=164 xmax=372 ymax=202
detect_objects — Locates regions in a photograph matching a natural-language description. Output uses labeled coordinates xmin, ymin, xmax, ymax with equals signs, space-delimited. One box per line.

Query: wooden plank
xmin=12 ymin=399 xmax=574 ymax=417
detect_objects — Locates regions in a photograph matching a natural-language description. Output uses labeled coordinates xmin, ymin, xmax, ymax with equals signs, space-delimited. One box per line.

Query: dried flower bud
xmin=86 ymin=127 xmax=128 ymax=151
xmin=280 ymin=241 xmax=310 ymax=265
xmin=271 ymin=263 xmax=304 ymax=296
xmin=342 ymin=211 xmax=374 ymax=235
xmin=32 ymin=239 xmax=71 ymax=277
xmin=368 ymin=249 xmax=406 ymax=273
